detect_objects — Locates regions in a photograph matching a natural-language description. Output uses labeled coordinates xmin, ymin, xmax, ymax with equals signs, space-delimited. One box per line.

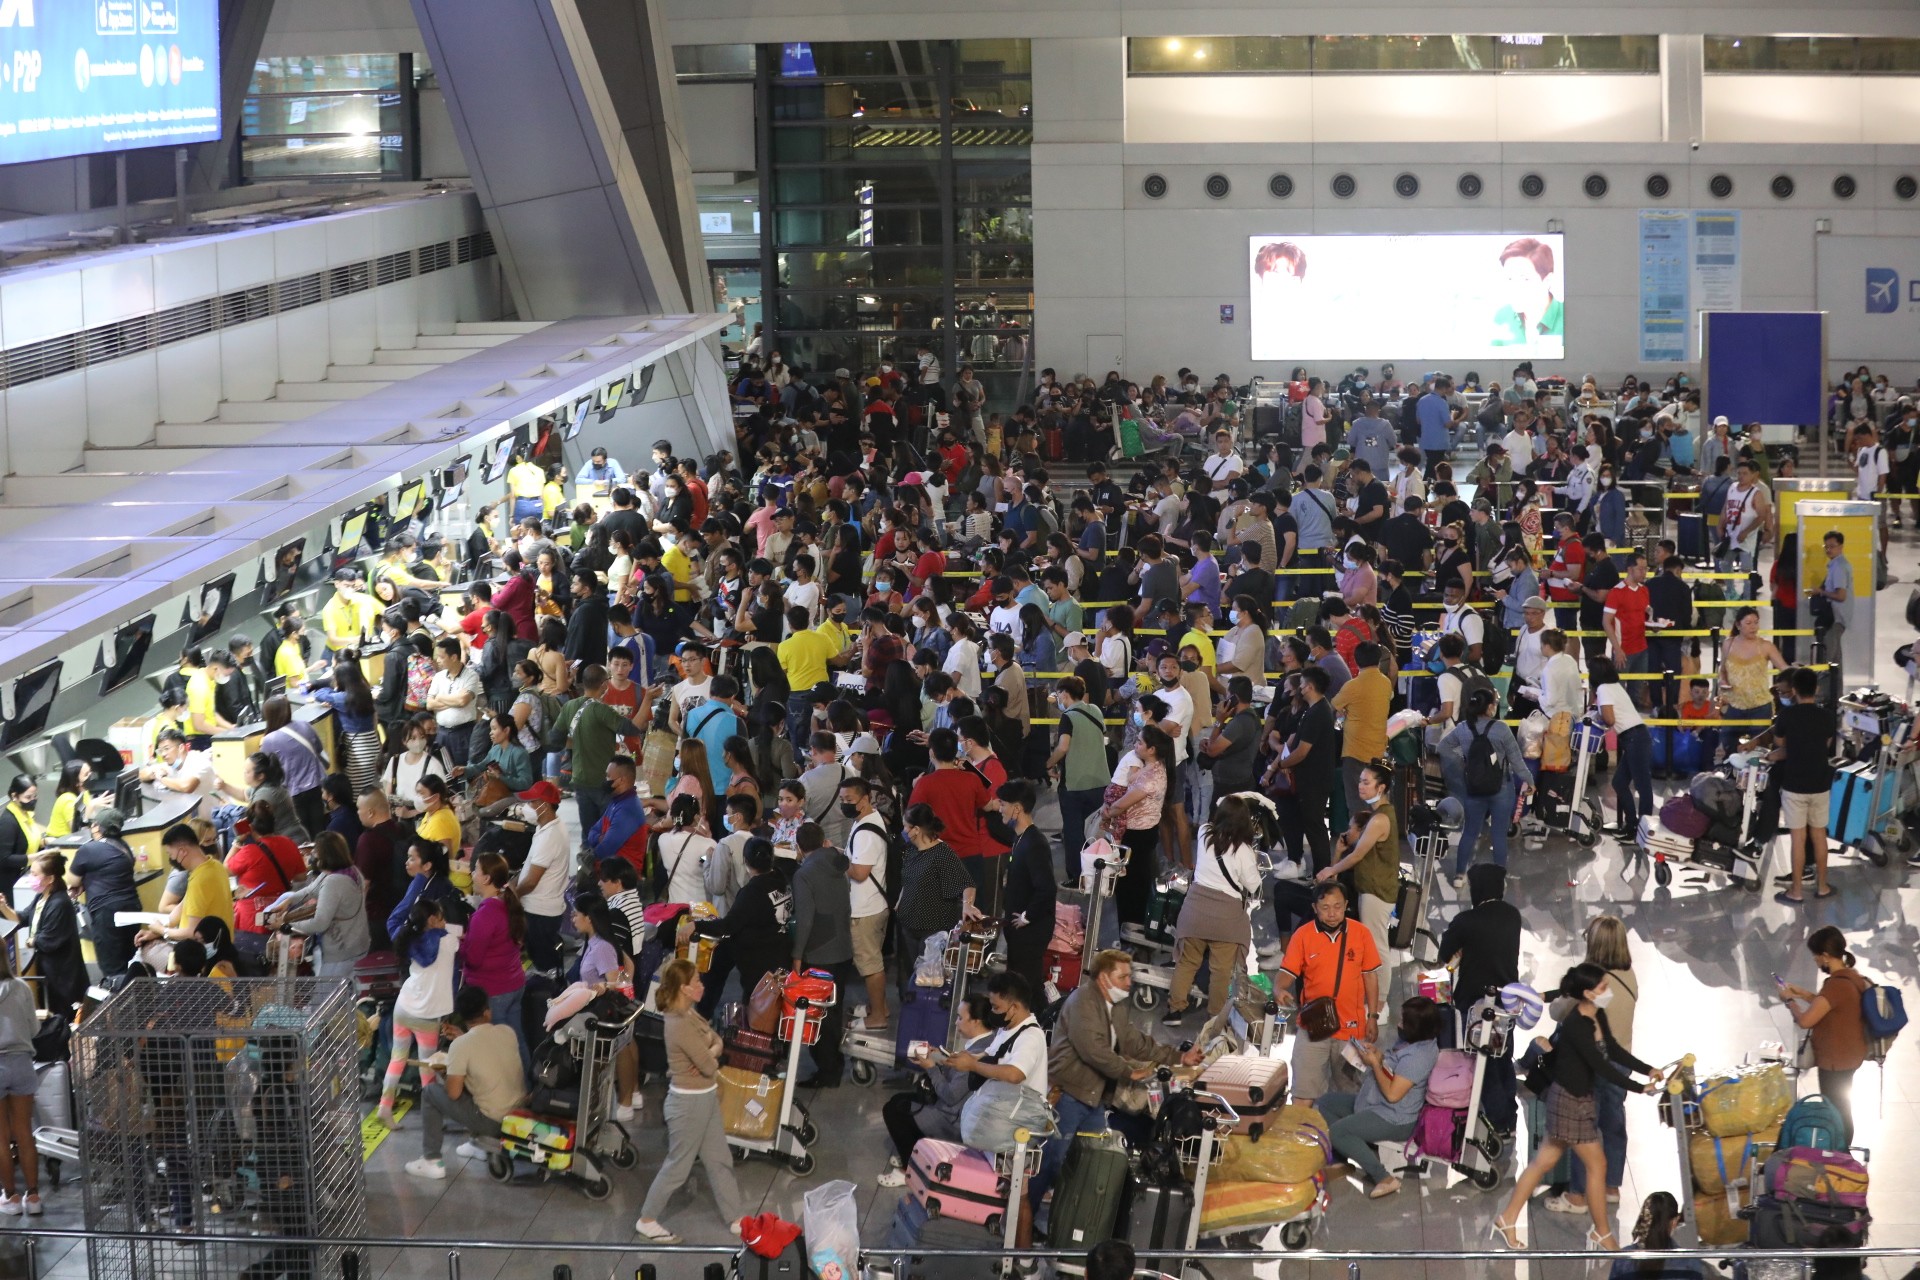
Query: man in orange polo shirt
xmin=1275 ymin=881 xmax=1383 ymax=1102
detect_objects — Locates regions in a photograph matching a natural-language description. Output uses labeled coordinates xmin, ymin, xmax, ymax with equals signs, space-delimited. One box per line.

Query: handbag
xmin=1295 ymin=925 xmax=1348 ymax=1043
xmin=1541 ymin=711 xmax=1573 ymax=773
xmin=1809 ymin=590 xmax=1835 ymax=630
xmin=1795 ymin=1030 xmax=1818 ymax=1072
xmin=744 ymin=968 xmax=784 ymax=1035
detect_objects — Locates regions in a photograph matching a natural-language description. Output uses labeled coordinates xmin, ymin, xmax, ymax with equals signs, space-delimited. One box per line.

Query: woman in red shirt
xmin=226 ymin=799 xmax=307 ymax=968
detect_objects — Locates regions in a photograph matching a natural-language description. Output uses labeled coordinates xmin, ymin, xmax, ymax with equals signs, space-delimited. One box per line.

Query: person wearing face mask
xmin=1592 ymin=464 xmax=1627 ymax=558
xmin=1046 ymin=677 xmax=1111 ymax=877
xmin=1493 ymin=964 xmax=1664 ymax=1252
xmin=586 ymin=755 xmax=650 ymax=882
xmin=1778 ymin=925 xmax=1873 ymax=1149
xmin=993 ymin=779 xmax=1056 ymax=999
xmin=875 ymin=993 xmax=996 ymax=1188
xmin=1543 ymin=915 xmax=1638 ymax=1217
xmin=1316 ymin=995 xmax=1443 ymax=1199
xmin=134 ymin=824 xmax=235 ymax=948
xmin=1162 ymin=793 xmax=1263 ymax=1027
xmin=1037 ymin=950 xmax=1204 ymax=1202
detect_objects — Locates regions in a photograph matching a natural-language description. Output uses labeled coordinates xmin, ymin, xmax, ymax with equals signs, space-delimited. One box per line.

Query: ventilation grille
xmin=1770 ymin=174 xmax=1795 ymax=200
xmin=1330 ymin=173 xmax=1357 ymax=199
xmin=1833 ymin=175 xmax=1857 ymax=200
xmin=1394 ymin=173 xmax=1419 ymax=199
xmin=1897 ymin=175 xmax=1917 ymax=201
xmin=1204 ymin=174 xmax=1230 ymax=200
xmin=1583 ymin=173 xmax=1609 ymax=199
xmin=1709 ymin=173 xmax=1734 ymax=199
xmin=1457 ymin=173 xmax=1482 ymax=199
xmin=1645 ymin=173 xmax=1671 ymax=199
xmin=0 ymin=233 xmax=498 ymax=392
xmin=1268 ymin=173 xmax=1293 ymax=200
xmin=1142 ymin=174 xmax=1167 ymax=199
xmin=1519 ymin=173 xmax=1545 ymax=199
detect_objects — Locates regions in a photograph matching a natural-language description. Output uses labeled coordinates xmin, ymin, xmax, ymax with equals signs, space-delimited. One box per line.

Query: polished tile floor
xmin=19 ymin=533 xmax=1920 ymax=1280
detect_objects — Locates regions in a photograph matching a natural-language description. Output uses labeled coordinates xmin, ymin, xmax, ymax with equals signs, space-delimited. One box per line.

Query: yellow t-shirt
xmin=45 ymin=791 xmax=81 ymax=841
xmin=322 ymin=590 xmax=372 ymax=651
xmin=507 ymin=462 xmax=546 ymax=499
xmin=542 ymin=481 xmax=566 ymax=522
xmin=274 ymin=640 xmax=308 ymax=682
xmin=1331 ymin=666 xmax=1393 ymax=763
xmin=777 ymin=627 xmax=840 ymax=692
xmin=661 ymin=543 xmax=694 ymax=603
xmin=186 ymin=668 xmax=219 ymax=732
xmin=181 ymin=856 xmax=236 ymax=933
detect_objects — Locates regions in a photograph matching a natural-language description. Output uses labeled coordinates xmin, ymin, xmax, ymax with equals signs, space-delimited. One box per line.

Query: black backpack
xmin=1464 ymin=720 xmax=1504 ymax=797
xmin=1443 ymin=662 xmax=1496 ymax=720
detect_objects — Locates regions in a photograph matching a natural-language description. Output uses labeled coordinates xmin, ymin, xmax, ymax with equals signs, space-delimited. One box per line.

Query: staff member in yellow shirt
xmin=183 ymin=648 xmax=232 ymax=749
xmin=776 ymin=605 xmax=844 ymax=747
xmin=541 ymin=463 xmax=568 ymax=524
xmin=660 ymin=529 xmax=700 ymax=605
xmin=273 ymin=615 xmax=312 ymax=683
xmin=321 ymin=570 xmax=377 ymax=660
xmin=135 ymin=823 xmax=235 ymax=944
xmin=506 ymin=452 xmax=546 ymax=524
xmin=147 ymin=687 xmax=193 ymax=762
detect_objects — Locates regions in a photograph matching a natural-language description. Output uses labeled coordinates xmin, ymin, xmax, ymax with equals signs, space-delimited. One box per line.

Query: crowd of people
xmin=2 ymin=345 xmax=1903 ymax=1258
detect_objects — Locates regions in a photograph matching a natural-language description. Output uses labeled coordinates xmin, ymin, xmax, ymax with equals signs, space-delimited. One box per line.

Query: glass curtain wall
xmin=241 ymin=55 xmax=420 ymax=181
xmin=759 ymin=39 xmax=1032 ymax=407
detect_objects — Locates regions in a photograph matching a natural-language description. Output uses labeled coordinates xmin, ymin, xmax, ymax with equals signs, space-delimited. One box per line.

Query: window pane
xmin=773 ymin=82 xmax=936 ymax=120
xmin=773 ymin=122 xmax=943 ymax=164
xmin=957 ymin=207 xmax=1034 ymax=245
xmin=245 ymin=93 xmax=388 ymax=137
xmin=673 ymin=44 xmax=755 ymax=79
xmin=956 ymin=40 xmax=1030 ymax=75
xmin=953 ymin=162 xmax=1032 ymax=206
xmin=241 ymin=135 xmax=394 ymax=180
xmin=249 ymin=55 xmax=400 ymax=94
xmin=774 ymin=165 xmax=945 ymax=206
xmin=780 ymin=42 xmax=933 ymax=79
xmin=1490 ymin=35 xmax=1658 ymax=71
xmin=1705 ymin=36 xmax=1920 ymax=73
xmin=954 ymin=245 xmax=1033 ymax=285
xmin=952 ymin=78 xmax=1034 ymax=118
xmin=781 ymin=249 xmax=945 ymax=290
xmin=776 ymin=291 xmax=941 ymax=330
xmin=1127 ymin=37 xmax=1310 ymax=74
xmin=1312 ymin=35 xmax=1495 ymax=71
xmin=776 ymin=206 xmax=943 ymax=248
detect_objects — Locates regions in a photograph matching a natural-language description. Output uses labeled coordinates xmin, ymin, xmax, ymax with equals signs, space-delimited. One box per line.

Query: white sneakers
xmin=616 ymin=1093 xmax=643 ymax=1122
xmin=405 ymin=1158 xmax=448 ymax=1180
xmin=455 ymin=1142 xmax=488 ymax=1161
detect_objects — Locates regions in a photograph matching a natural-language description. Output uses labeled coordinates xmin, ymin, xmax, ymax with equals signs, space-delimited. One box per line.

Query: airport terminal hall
xmin=11 ymin=0 xmax=1920 ymax=1278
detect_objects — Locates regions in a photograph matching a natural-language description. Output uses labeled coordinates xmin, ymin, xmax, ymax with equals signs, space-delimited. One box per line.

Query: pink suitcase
xmin=907 ymin=1138 xmax=1008 ymax=1226
xmin=1198 ymin=1054 xmax=1290 ymax=1140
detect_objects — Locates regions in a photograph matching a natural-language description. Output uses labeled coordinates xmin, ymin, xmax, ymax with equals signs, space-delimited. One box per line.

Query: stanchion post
xmin=446 ymin=1250 xmax=462 ymax=1280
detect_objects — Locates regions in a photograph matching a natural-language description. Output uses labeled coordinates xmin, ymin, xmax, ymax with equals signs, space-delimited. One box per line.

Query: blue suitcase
xmin=896 ymin=983 xmax=954 ymax=1064
xmin=1829 ymin=763 xmax=1879 ymax=846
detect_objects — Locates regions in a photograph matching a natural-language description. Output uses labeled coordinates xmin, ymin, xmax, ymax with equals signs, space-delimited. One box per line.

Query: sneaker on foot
xmin=1160 ymin=1005 xmax=1188 ymax=1026
xmin=876 ymin=1168 xmax=908 ymax=1187
xmin=455 ymin=1142 xmax=488 ymax=1161
xmin=0 ymin=1195 xmax=20 ymax=1216
xmin=615 ymin=1104 xmax=635 ymax=1121
xmin=21 ymin=1196 xmax=40 ymax=1217
xmin=405 ymin=1158 xmax=447 ymax=1180
xmin=1451 ymin=873 xmax=1468 ymax=891
xmin=1544 ymin=1194 xmax=1586 ymax=1214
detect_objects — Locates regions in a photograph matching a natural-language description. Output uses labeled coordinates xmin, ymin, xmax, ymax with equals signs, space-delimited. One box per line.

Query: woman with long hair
xmin=261 ymin=696 xmax=329 ymax=836
xmin=380 ymin=894 xmax=463 ymax=1130
xmin=531 ymin=616 xmax=570 ymax=697
xmin=0 ymin=943 xmax=43 ymax=1214
xmin=652 ymin=793 xmax=717 ymax=908
xmin=462 ymin=853 xmax=530 ymax=1073
xmin=1549 ymin=915 xmax=1638 ymax=1216
xmin=44 ymin=760 xmax=90 ymax=842
xmin=279 ymin=831 xmax=371 ymax=980
xmin=1606 ymin=1192 xmax=1699 ymax=1280
xmin=1779 ymin=925 xmax=1874 ymax=1149
xmin=721 ymin=736 xmax=761 ymax=807
xmin=1493 ymin=963 xmax=1662 ymax=1251
xmin=1102 ymin=725 xmax=1171 ymax=926
xmin=1015 ymin=602 xmax=1057 ymax=673
xmin=312 ymin=653 xmax=381 ymax=796
xmin=1164 ymin=794 xmax=1263 ymax=1023
xmin=1717 ymin=606 xmax=1787 ymax=762
xmin=225 ymin=800 xmax=305 ymax=968
xmin=571 ymin=890 xmax=633 ymax=995
xmin=634 ymin=959 xmax=744 ymax=1244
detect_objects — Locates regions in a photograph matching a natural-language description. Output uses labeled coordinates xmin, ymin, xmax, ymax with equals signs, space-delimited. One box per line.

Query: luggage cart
xmin=1181 ymin=1088 xmax=1325 ymax=1259
xmin=1837 ymin=691 xmax=1915 ymax=864
xmin=723 ymin=987 xmax=825 ymax=1174
xmin=943 ymin=924 xmax=1001 ymax=1050
xmin=1402 ymin=799 xmax=1460 ymax=961
xmin=1400 ymin=996 xmax=1512 ymax=1191
xmin=1636 ymin=758 xmax=1770 ymax=892
xmin=487 ymin=1001 xmax=641 ymax=1198
xmin=1122 ymin=874 xmax=1185 ymax=1011
xmin=1536 ymin=717 xmax=1606 ymax=847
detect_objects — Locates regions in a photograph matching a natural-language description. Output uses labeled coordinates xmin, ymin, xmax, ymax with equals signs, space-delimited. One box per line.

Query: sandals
xmin=1489 ymin=1218 xmax=1523 ymax=1250
xmin=1587 ymin=1229 xmax=1618 ymax=1250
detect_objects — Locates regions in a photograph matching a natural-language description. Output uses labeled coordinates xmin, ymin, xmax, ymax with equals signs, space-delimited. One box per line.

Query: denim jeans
xmin=1612 ymin=725 xmax=1654 ymax=831
xmin=786 ymin=691 xmax=816 ymax=755
xmin=524 ymin=913 xmax=564 ymax=975
xmin=1034 ymin=1091 xmax=1108 ymax=1205
xmin=1644 ymin=636 xmax=1683 ymax=709
xmin=1057 ymin=787 xmax=1105 ymax=880
xmin=1573 ymin=1077 xmax=1627 ymax=1196
xmin=489 ymin=988 xmax=531 ymax=1079
xmin=1623 ymin=648 xmax=1651 ymax=708
xmin=1316 ymin=1091 xmax=1416 ymax=1184
xmin=1455 ymin=784 xmax=1515 ymax=875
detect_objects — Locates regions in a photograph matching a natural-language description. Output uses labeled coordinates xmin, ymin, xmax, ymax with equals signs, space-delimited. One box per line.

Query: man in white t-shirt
xmin=1149 ymin=653 xmax=1193 ymax=766
xmin=1719 ymin=459 xmax=1772 ymax=601
xmin=513 ymin=781 xmax=572 ymax=974
xmin=666 ymin=647 xmax=714 ymax=729
xmin=986 ymin=576 xmax=1022 ymax=640
xmin=947 ymin=970 xmax=1048 ymax=1100
xmin=140 ymin=729 xmax=220 ymax=818
xmin=1853 ymin=425 xmax=1890 ymax=504
xmin=1203 ymin=430 xmax=1245 ymax=493
xmin=426 ymin=636 xmax=484 ymax=767
xmin=841 ymin=777 xmax=892 ymax=1033
xmin=1437 ymin=581 xmax=1485 ymax=667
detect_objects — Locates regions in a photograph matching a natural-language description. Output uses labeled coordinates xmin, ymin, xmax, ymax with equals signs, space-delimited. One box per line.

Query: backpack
xmin=1778 ymin=1094 xmax=1849 ymax=1153
xmin=1464 ymin=720 xmax=1504 ymax=797
xmin=1862 ymin=982 xmax=1908 ymax=1053
xmin=1442 ymin=662 xmax=1495 ymax=721
xmin=1281 ymin=401 xmax=1304 ymax=447
xmin=1287 ymin=595 xmax=1321 ymax=635
xmin=535 ymin=692 xmax=569 ymax=754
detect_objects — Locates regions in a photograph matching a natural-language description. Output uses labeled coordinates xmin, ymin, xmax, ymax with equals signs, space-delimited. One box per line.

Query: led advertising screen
xmin=0 ymin=0 xmax=222 ymax=165
xmin=1247 ymin=233 xmax=1566 ymax=363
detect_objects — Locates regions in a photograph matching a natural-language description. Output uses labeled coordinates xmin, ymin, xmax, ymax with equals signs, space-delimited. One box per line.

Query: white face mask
xmin=1592 ymin=988 xmax=1614 ymax=1009
xmin=1105 ymin=983 xmax=1128 ymax=1006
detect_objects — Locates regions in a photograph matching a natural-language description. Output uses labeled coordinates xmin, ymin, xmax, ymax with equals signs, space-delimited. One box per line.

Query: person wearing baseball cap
xmin=513 ymin=780 xmax=570 ymax=971
xmin=1509 ymin=596 xmax=1553 ymax=718
xmin=1059 ymin=630 xmax=1109 ymax=708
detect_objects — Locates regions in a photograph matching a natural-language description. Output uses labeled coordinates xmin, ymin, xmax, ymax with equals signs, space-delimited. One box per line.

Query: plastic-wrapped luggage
xmin=718 ymin=1068 xmax=784 ymax=1141
xmin=1210 ymin=1104 xmax=1330 ymax=1183
xmin=1689 ymin=1125 xmax=1778 ymax=1195
xmin=501 ymin=1110 xmax=576 ymax=1170
xmin=1698 ymin=1062 xmax=1792 ymax=1138
xmin=1198 ymin=1178 xmax=1319 ymax=1234
xmin=1693 ymin=1192 xmax=1749 ymax=1245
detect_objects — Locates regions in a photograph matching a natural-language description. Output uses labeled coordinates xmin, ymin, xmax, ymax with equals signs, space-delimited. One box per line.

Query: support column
xmin=1661 ymin=34 xmax=1705 ymax=146
xmin=1029 ymin=37 xmax=1126 ymax=378
xmin=409 ymin=0 xmax=711 ymax=321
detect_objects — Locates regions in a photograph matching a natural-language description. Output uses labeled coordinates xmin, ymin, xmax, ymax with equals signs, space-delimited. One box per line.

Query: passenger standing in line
xmin=1779 ymin=925 xmax=1873 ymax=1149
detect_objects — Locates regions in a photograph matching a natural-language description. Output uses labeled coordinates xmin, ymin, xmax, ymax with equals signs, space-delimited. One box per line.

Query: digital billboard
xmin=0 ymin=0 xmax=222 ymax=165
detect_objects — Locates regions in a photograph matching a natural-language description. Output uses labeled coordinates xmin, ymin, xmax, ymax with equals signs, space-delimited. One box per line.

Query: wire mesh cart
xmin=75 ymin=976 xmax=367 ymax=1280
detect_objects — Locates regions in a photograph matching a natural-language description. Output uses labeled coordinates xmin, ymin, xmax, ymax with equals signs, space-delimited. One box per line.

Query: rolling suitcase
xmin=1828 ymin=763 xmax=1878 ymax=846
xmin=724 ymin=1027 xmax=781 ymax=1076
xmin=636 ymin=1010 xmax=669 ymax=1078
xmin=1677 ymin=511 xmax=1708 ymax=564
xmin=1121 ymin=1177 xmax=1194 ymax=1257
xmin=888 ymin=1192 xmax=1001 ymax=1252
xmin=32 ymin=1060 xmax=71 ymax=1132
xmin=1388 ymin=872 xmax=1422 ymax=951
xmin=896 ymin=982 xmax=953 ymax=1063
xmin=1196 ymin=1054 xmax=1289 ymax=1140
xmin=907 ymin=1138 xmax=1007 ymax=1227
xmin=1045 ymin=1131 xmax=1130 ymax=1249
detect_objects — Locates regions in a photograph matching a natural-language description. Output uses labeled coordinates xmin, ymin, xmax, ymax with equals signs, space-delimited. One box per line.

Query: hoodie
xmin=789 ymin=845 xmax=853 ymax=967
xmin=1434 ymin=864 xmax=1522 ymax=1007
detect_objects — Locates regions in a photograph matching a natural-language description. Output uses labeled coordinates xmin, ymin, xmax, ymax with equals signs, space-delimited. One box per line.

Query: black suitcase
xmin=1253 ymin=405 xmax=1281 ymax=438
xmin=637 ymin=1010 xmax=669 ymax=1078
xmin=1746 ymin=1194 xmax=1870 ymax=1248
xmin=1534 ymin=767 xmax=1575 ymax=825
xmin=1388 ymin=872 xmax=1422 ymax=951
xmin=1677 ymin=511 xmax=1708 ymax=564
xmin=474 ymin=819 xmax=534 ymax=871
xmin=1120 ymin=1177 xmax=1193 ymax=1261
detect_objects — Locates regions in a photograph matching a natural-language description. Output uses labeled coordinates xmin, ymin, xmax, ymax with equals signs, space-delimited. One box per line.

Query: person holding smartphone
xmin=874 ymin=994 xmax=994 ymax=1187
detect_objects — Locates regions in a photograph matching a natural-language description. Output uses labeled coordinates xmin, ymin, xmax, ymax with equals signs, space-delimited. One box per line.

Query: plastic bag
xmin=914 ymin=932 xmax=949 ymax=989
xmin=1049 ymin=903 xmax=1085 ymax=953
xmin=1698 ymin=1061 xmax=1792 ymax=1138
xmin=1210 ymin=1105 xmax=1331 ymax=1183
xmin=802 ymin=1180 xmax=862 ymax=1280
xmin=960 ymin=1082 xmax=1056 ymax=1153
xmin=1517 ymin=710 xmax=1549 ymax=758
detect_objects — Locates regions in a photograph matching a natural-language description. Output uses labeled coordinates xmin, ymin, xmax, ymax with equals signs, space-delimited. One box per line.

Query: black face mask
xmin=1161 ymin=674 xmax=1180 ymax=687
xmin=981 ymin=1008 xmax=1008 ymax=1031
xmin=1179 ymin=660 xmax=1199 ymax=674
xmin=838 ymin=802 xmax=859 ymax=819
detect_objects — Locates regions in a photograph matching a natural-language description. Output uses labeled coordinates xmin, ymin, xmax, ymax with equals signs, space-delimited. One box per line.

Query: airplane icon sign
xmin=1867 ymin=267 xmax=1900 ymax=313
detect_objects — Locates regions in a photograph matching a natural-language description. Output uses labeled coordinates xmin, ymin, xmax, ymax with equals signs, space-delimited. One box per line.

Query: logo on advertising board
xmin=1867 ymin=267 xmax=1900 ymax=314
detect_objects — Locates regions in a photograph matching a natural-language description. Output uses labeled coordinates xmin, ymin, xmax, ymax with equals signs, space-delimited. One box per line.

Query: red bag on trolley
xmin=780 ymin=968 xmax=837 ymax=1043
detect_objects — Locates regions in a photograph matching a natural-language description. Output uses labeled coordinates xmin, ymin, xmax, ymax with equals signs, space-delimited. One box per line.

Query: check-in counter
xmin=209 ymin=701 xmax=337 ymax=793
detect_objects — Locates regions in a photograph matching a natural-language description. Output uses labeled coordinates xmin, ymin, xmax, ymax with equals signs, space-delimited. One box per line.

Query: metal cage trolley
xmin=488 ymin=1002 xmax=642 ymax=1198
xmin=74 ymin=976 xmax=368 ymax=1280
xmin=726 ymin=985 xmax=826 ymax=1174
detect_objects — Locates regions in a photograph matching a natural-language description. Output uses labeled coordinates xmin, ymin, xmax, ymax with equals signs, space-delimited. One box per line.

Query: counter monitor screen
xmin=336 ymin=505 xmax=372 ymax=557
xmin=599 ymin=378 xmax=627 ymax=417
xmin=2 ymin=660 xmax=62 ymax=749
xmin=98 ymin=613 xmax=157 ymax=697
xmin=396 ymin=479 xmax=427 ymax=519
xmin=113 ymin=766 xmax=142 ymax=818
xmin=263 ymin=537 xmax=308 ymax=604
xmin=438 ymin=455 xmax=471 ymax=510
xmin=185 ymin=572 xmax=236 ymax=645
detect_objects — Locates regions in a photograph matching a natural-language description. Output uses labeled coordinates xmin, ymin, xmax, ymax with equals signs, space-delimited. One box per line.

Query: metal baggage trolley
xmin=488 ymin=1001 xmax=641 ymax=1197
